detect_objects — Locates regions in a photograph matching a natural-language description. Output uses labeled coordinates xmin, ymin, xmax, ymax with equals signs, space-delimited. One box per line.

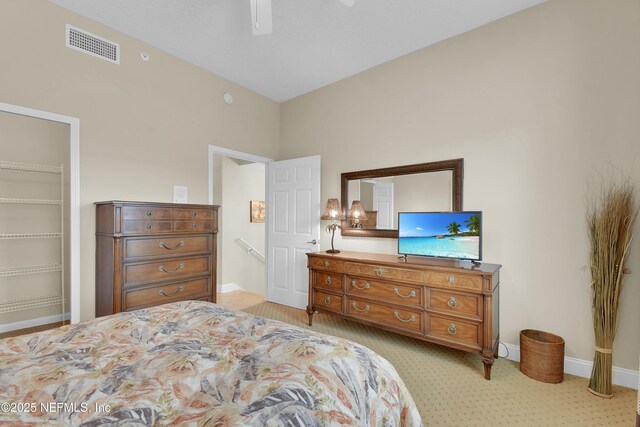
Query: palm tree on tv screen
xmin=447 ymin=222 xmax=461 ymax=235
xmin=465 ymin=214 xmax=480 ymax=235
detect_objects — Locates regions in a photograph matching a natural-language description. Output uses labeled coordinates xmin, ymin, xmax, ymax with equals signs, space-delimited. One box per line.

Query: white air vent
xmin=65 ymin=24 xmax=120 ymax=64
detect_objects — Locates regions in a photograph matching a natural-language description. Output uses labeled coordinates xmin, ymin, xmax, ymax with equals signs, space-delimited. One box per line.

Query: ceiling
xmin=49 ymin=0 xmax=546 ymax=102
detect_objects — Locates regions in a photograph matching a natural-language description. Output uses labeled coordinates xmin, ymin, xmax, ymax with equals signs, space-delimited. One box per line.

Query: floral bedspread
xmin=0 ymin=300 xmax=423 ymax=426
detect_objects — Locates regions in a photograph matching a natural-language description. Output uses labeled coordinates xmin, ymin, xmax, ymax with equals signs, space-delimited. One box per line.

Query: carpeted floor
xmin=243 ymin=302 xmax=636 ymax=426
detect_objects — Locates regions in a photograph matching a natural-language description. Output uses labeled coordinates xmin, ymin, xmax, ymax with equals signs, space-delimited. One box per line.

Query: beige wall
xmin=0 ymin=0 xmax=279 ymax=320
xmin=280 ymin=0 xmax=640 ymax=370
xmin=0 ymin=112 xmax=70 ymax=324
xmin=219 ymin=157 xmax=265 ymax=295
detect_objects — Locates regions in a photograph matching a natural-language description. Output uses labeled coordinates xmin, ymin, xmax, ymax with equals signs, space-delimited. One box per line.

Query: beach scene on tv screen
xmin=398 ymin=212 xmax=481 ymax=260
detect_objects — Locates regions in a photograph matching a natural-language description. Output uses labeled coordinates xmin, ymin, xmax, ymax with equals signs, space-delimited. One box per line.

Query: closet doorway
xmin=0 ymin=102 xmax=80 ymax=334
xmin=208 ymin=145 xmax=272 ymax=310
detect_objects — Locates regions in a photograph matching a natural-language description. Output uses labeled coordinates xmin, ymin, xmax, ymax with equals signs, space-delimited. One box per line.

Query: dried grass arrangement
xmin=587 ymin=174 xmax=638 ymax=398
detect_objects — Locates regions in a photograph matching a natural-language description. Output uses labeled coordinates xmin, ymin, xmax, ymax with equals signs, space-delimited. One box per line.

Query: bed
xmin=0 ymin=300 xmax=423 ymax=426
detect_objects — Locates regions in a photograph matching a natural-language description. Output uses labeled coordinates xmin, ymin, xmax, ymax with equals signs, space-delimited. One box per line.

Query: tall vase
xmin=586 ymin=175 xmax=637 ymax=399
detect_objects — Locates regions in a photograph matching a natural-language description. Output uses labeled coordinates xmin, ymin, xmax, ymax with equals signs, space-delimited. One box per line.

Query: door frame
xmin=207 ymin=145 xmax=273 ymax=294
xmin=0 ymin=101 xmax=81 ymax=324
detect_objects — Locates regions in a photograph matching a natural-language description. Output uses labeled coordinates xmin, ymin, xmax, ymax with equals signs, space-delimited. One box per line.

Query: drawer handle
xmin=351 ymin=301 xmax=370 ymax=312
xmin=448 ymin=323 xmax=458 ymax=335
xmin=373 ymin=268 xmax=386 ymax=277
xmin=192 ymin=210 xmax=197 ymax=217
xmin=447 ymin=296 xmax=458 ymax=308
xmin=324 ymin=261 xmax=330 ymax=267
xmin=159 ymin=262 xmax=184 ymax=273
xmin=192 ymin=223 xmax=197 ymax=229
xmin=449 ymin=275 xmax=455 ymax=284
xmin=324 ymin=296 xmax=331 ymax=305
xmin=146 ymin=223 xmax=152 ymax=230
xmin=146 ymin=209 xmax=152 ymax=217
xmin=393 ymin=311 xmax=417 ymax=323
xmin=325 ymin=276 xmax=332 ymax=285
xmin=159 ymin=285 xmax=184 ymax=297
xmin=351 ymin=280 xmax=370 ymax=290
xmin=393 ymin=288 xmax=416 ymax=298
xmin=159 ymin=240 xmax=185 ymax=250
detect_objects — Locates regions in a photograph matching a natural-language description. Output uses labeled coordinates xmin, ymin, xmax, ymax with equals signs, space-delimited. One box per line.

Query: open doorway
xmin=208 ymin=145 xmax=272 ymax=311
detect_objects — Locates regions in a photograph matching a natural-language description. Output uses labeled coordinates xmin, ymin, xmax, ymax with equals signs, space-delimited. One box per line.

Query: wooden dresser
xmin=307 ymin=251 xmax=501 ymax=379
xmin=95 ymin=201 xmax=219 ymax=317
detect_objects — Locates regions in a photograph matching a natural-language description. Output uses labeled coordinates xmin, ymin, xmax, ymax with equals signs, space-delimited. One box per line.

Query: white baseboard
xmin=500 ymin=342 xmax=639 ymax=389
xmin=0 ymin=312 xmax=70 ymax=334
xmin=219 ymin=282 xmax=243 ymax=293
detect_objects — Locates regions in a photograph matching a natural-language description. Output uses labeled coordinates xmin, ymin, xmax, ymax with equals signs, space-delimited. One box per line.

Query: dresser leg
xmin=306 ymin=306 xmax=314 ymax=326
xmin=483 ymin=360 xmax=493 ymax=380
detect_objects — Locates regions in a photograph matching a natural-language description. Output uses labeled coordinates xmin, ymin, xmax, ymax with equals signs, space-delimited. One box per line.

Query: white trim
xmin=500 ymin=342 xmax=639 ymax=389
xmin=265 ymin=162 xmax=272 ymax=304
xmin=0 ymin=312 xmax=70 ymax=334
xmin=0 ymin=102 xmax=81 ymax=324
xmin=220 ymin=283 xmax=243 ymax=293
xmin=207 ymin=144 xmax=273 ymax=205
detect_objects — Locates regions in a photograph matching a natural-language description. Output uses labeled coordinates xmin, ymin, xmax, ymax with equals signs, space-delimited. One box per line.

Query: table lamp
xmin=320 ymin=198 xmax=345 ymax=253
xmin=348 ymin=200 xmax=368 ymax=228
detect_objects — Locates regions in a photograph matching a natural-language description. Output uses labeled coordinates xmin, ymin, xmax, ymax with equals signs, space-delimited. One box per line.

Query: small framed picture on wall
xmin=250 ymin=200 xmax=266 ymax=223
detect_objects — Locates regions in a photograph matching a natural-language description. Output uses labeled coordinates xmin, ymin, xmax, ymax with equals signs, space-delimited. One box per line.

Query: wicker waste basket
xmin=520 ymin=329 xmax=565 ymax=383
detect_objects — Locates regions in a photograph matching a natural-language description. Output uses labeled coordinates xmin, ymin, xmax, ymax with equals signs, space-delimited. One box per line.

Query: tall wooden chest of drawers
xmin=95 ymin=201 xmax=219 ymax=317
xmin=307 ymin=251 xmax=501 ymax=379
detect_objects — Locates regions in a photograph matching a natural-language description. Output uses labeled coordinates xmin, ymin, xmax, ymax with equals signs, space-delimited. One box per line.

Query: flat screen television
xmin=398 ymin=211 xmax=482 ymax=261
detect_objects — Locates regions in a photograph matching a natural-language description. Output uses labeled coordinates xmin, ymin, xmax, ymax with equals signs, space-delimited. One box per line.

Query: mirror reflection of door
xmin=372 ymin=182 xmax=394 ymax=229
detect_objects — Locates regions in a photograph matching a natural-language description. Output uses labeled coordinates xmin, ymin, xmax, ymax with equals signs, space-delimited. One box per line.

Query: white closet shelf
xmin=0 ymin=295 xmax=63 ymax=314
xmin=0 ymin=198 xmax=62 ymax=205
xmin=0 ymin=233 xmax=62 ymax=240
xmin=0 ymin=264 xmax=63 ymax=278
xmin=0 ymin=160 xmax=62 ymax=174
xmin=0 ymin=157 xmax=66 ymax=327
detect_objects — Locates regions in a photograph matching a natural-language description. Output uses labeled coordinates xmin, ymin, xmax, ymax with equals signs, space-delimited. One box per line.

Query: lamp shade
xmin=321 ymin=198 xmax=345 ymax=220
xmin=348 ymin=200 xmax=368 ymax=221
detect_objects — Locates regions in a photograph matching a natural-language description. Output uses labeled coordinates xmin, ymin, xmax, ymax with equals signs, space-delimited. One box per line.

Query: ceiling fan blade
xmin=339 ymin=0 xmax=356 ymax=7
xmin=250 ymin=0 xmax=272 ymax=35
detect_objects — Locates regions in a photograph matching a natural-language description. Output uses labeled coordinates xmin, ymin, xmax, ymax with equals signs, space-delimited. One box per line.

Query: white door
xmin=266 ymin=156 xmax=321 ymax=309
xmin=373 ymin=182 xmax=394 ymax=229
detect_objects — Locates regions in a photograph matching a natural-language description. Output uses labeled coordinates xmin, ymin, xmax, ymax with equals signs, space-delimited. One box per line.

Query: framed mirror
xmin=340 ymin=158 xmax=463 ymax=238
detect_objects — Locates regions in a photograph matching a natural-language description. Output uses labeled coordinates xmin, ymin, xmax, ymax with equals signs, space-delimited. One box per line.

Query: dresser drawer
xmin=313 ymin=272 xmax=343 ymax=290
xmin=427 ymin=314 xmax=481 ymax=349
xmin=122 ymin=206 xmax=173 ymax=220
xmin=125 ymin=235 xmax=210 ymax=259
xmin=346 ymin=276 xmax=421 ymax=308
xmin=344 ymin=262 xmax=423 ymax=284
xmin=174 ymin=221 xmax=214 ymax=233
xmin=124 ymin=277 xmax=211 ymax=310
xmin=346 ymin=297 xmax=422 ymax=333
xmin=424 ymin=271 xmax=482 ymax=292
xmin=175 ymin=208 xmax=214 ymax=221
xmin=124 ymin=256 xmax=210 ymax=285
xmin=427 ymin=289 xmax=482 ymax=320
xmin=122 ymin=220 xmax=173 ymax=235
xmin=309 ymin=257 xmax=344 ymax=272
xmin=314 ymin=291 xmax=343 ymax=314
